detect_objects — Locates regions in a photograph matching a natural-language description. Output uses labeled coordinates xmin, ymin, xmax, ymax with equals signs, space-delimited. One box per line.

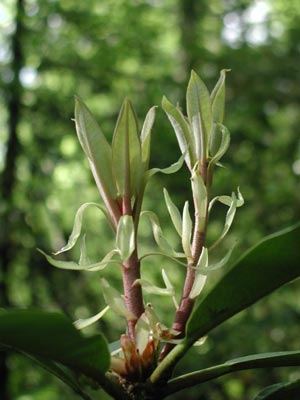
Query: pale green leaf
xmin=133 ymin=279 xmax=174 ymax=296
xmin=112 ymin=98 xmax=142 ymax=197
xmin=101 ymin=279 xmax=135 ymax=319
xmin=74 ymin=97 xmax=117 ymax=200
xmin=141 ymin=106 xmax=156 ymax=171
xmin=182 ymin=201 xmax=192 ymax=259
xmin=186 ymin=71 xmax=213 ymax=160
xmin=210 ymin=69 xmax=230 ymax=124
xmin=146 ymin=152 xmax=186 ymax=180
xmin=116 ymin=215 xmax=135 ymax=260
xmin=74 ymin=306 xmax=110 ymax=330
xmin=191 ymin=166 xmax=207 ymax=230
xmin=208 ymin=123 xmax=230 ymax=167
xmin=163 ymin=188 xmax=182 ymax=236
xmin=196 ymin=244 xmax=235 ymax=275
xmin=189 ymin=248 xmax=208 ymax=299
xmin=162 ymin=269 xmax=178 ymax=308
xmin=38 ymin=249 xmax=119 ymax=271
xmin=54 ymin=202 xmax=113 ymax=256
xmin=141 ymin=211 xmax=185 ymax=258
xmin=78 ymin=235 xmax=91 ymax=266
xmin=162 ymin=96 xmax=195 ymax=170
xmin=209 ymin=187 xmax=244 ymax=213
xmin=210 ymin=192 xmax=238 ymax=249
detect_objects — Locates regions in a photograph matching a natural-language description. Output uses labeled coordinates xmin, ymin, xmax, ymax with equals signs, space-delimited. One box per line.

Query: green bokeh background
xmin=0 ymin=0 xmax=300 ymax=398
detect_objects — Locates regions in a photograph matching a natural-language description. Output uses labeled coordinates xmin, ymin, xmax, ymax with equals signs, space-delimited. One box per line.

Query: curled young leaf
xmin=146 ymin=152 xmax=186 ymax=180
xmin=141 ymin=211 xmax=185 ymax=258
xmin=162 ymin=269 xmax=178 ymax=309
xmin=210 ymin=69 xmax=230 ymax=124
xmin=189 ymin=248 xmax=208 ymax=299
xmin=101 ymin=279 xmax=135 ymax=320
xmin=38 ymin=249 xmax=120 ymax=272
xmin=162 ymin=96 xmax=196 ymax=170
xmin=210 ymin=192 xmax=238 ymax=250
xmin=163 ymin=188 xmax=182 ymax=237
xmin=208 ymin=123 xmax=230 ymax=166
xmin=54 ymin=202 xmax=113 ymax=256
xmin=116 ymin=215 xmax=135 ymax=261
xmin=209 ymin=187 xmax=244 ymax=213
xmin=74 ymin=306 xmax=110 ymax=330
xmin=133 ymin=279 xmax=175 ymax=296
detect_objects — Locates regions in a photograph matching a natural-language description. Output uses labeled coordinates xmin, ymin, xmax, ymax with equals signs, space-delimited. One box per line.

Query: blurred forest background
xmin=0 ymin=0 xmax=300 ymax=399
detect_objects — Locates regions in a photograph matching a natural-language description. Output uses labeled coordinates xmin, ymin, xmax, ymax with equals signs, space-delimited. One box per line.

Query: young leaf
xmin=195 ymin=244 xmax=235 ymax=275
xmin=112 ymin=98 xmax=142 ymax=197
xmin=191 ymin=166 xmax=207 ymax=230
xmin=38 ymin=249 xmax=120 ymax=272
xmin=189 ymin=248 xmax=208 ymax=299
xmin=133 ymin=279 xmax=175 ymax=296
xmin=209 ymin=187 xmax=244 ymax=213
xmin=146 ymin=152 xmax=186 ymax=180
xmin=162 ymin=269 xmax=178 ymax=308
xmin=186 ymin=222 xmax=300 ymax=344
xmin=101 ymin=279 xmax=135 ymax=320
xmin=74 ymin=306 xmax=110 ymax=330
xmin=208 ymin=123 xmax=230 ymax=166
xmin=182 ymin=201 xmax=192 ymax=259
xmin=54 ymin=202 xmax=113 ymax=256
xmin=141 ymin=106 xmax=157 ymax=171
xmin=0 ymin=310 xmax=110 ymax=380
xmin=210 ymin=191 xmax=239 ymax=250
xmin=210 ymin=69 xmax=230 ymax=124
xmin=163 ymin=188 xmax=183 ymax=236
xmin=162 ymin=96 xmax=195 ymax=170
xmin=116 ymin=215 xmax=135 ymax=261
xmin=186 ymin=71 xmax=213 ymax=161
xmin=141 ymin=211 xmax=185 ymax=258
xmin=74 ymin=97 xmax=117 ymax=201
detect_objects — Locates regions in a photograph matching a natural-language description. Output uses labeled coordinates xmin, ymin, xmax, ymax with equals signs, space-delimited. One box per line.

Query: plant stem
xmin=159 ymin=221 xmax=206 ymax=360
xmin=122 ymin=250 xmax=145 ymax=341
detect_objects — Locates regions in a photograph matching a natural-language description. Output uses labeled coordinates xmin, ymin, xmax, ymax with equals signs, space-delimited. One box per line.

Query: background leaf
xmin=164 ymin=351 xmax=300 ymax=397
xmin=254 ymin=379 xmax=300 ymax=400
xmin=0 ymin=310 xmax=110 ymax=381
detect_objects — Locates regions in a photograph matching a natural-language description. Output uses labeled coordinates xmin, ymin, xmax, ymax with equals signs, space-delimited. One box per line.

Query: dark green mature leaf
xmin=27 ymin=356 xmax=92 ymax=400
xmin=186 ymin=222 xmax=300 ymax=343
xmin=164 ymin=351 xmax=300 ymax=396
xmin=254 ymin=379 xmax=300 ymax=399
xmin=0 ymin=310 xmax=110 ymax=381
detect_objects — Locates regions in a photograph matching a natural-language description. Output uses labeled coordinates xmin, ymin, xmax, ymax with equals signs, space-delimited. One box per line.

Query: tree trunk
xmin=0 ymin=0 xmax=25 ymax=398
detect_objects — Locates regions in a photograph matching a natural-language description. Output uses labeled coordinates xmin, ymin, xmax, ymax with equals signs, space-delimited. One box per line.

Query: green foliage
xmin=0 ymin=310 xmax=110 ymax=379
xmin=1 ymin=1 xmax=300 ymax=398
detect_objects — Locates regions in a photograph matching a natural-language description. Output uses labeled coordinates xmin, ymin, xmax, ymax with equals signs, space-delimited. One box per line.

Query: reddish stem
xmin=122 ymin=250 xmax=145 ymax=341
